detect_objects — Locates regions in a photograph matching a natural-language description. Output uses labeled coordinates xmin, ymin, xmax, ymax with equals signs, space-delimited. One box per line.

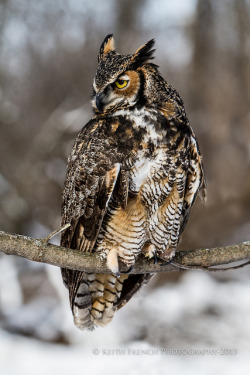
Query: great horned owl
xmin=61 ymin=35 xmax=205 ymax=330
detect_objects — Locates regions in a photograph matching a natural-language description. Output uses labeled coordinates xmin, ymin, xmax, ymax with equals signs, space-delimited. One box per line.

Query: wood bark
xmin=0 ymin=230 xmax=250 ymax=274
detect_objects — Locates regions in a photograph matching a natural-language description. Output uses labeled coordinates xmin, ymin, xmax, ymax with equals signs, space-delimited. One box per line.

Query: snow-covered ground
xmin=1 ymin=263 xmax=250 ymax=374
xmin=1 ymin=329 xmax=249 ymax=375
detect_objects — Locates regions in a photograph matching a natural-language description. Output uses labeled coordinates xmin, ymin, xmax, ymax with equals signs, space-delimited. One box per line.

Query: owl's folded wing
xmin=180 ymin=134 xmax=206 ymax=234
xmin=61 ymin=120 xmax=129 ymax=253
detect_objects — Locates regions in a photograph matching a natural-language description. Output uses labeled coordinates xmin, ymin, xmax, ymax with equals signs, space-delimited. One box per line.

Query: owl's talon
xmin=157 ymin=248 xmax=175 ymax=263
xmin=154 ymin=252 xmax=158 ymax=264
xmin=160 ymin=259 xmax=173 ymax=267
xmin=120 ymin=264 xmax=134 ymax=274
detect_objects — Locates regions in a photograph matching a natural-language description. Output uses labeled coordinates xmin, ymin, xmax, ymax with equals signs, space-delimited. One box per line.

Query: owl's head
xmin=92 ymin=34 xmax=156 ymax=114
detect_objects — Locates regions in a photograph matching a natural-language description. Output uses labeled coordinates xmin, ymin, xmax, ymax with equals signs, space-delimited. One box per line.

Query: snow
xmin=0 ymin=257 xmax=23 ymax=314
xmin=0 ymin=328 xmax=249 ymax=375
xmin=1 ymin=267 xmax=250 ymax=374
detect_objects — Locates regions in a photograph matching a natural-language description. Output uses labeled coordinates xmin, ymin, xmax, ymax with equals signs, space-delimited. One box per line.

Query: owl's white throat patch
xmin=113 ymin=107 xmax=160 ymax=141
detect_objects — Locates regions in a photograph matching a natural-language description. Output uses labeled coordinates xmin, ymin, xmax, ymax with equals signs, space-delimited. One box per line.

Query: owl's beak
xmin=95 ymin=93 xmax=105 ymax=113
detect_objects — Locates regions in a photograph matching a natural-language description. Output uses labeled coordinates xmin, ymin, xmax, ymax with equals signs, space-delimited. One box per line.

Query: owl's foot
xmin=101 ymin=248 xmax=135 ymax=277
xmin=142 ymin=243 xmax=156 ymax=259
xmin=157 ymin=247 xmax=175 ymax=263
xmin=106 ymin=248 xmax=120 ymax=277
xmin=160 ymin=258 xmax=175 ymax=267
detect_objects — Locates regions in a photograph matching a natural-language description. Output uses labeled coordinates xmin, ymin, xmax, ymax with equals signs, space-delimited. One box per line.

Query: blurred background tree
xmin=0 ymin=0 xmax=250 ymax=364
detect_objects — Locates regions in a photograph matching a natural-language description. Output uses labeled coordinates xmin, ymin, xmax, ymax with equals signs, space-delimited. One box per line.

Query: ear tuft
xmin=131 ymin=39 xmax=155 ymax=67
xmin=98 ymin=34 xmax=116 ymax=62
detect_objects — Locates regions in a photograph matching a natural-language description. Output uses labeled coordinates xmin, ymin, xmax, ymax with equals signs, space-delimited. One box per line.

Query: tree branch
xmin=0 ymin=230 xmax=250 ymax=273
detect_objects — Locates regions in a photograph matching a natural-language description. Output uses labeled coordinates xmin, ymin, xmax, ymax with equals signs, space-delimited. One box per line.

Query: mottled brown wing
xmin=61 ymin=120 xmax=128 ymax=248
xmin=60 ymin=118 xmax=129 ymax=291
xmin=180 ymin=134 xmax=206 ymax=234
xmin=64 ymin=164 xmax=121 ymax=252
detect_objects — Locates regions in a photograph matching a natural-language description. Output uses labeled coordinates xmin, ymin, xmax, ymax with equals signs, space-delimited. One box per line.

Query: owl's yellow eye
xmin=115 ymin=79 xmax=128 ymax=89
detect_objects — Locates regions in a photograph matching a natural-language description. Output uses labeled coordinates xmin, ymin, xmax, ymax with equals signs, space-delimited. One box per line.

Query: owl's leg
xmin=106 ymin=247 xmax=120 ymax=277
xmin=98 ymin=247 xmax=123 ymax=277
xmin=99 ymin=245 xmax=136 ymax=276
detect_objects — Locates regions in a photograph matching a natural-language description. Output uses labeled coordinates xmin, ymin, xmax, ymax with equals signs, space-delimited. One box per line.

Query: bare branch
xmin=0 ymin=230 xmax=250 ymax=274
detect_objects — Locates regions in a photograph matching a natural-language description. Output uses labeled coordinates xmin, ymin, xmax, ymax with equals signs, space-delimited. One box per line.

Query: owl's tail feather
xmin=72 ymin=277 xmax=94 ymax=330
xmin=72 ymin=273 xmax=128 ymax=330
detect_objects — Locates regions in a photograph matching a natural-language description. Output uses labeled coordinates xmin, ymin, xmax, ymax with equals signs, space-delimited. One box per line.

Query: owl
xmin=61 ymin=35 xmax=205 ymax=330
